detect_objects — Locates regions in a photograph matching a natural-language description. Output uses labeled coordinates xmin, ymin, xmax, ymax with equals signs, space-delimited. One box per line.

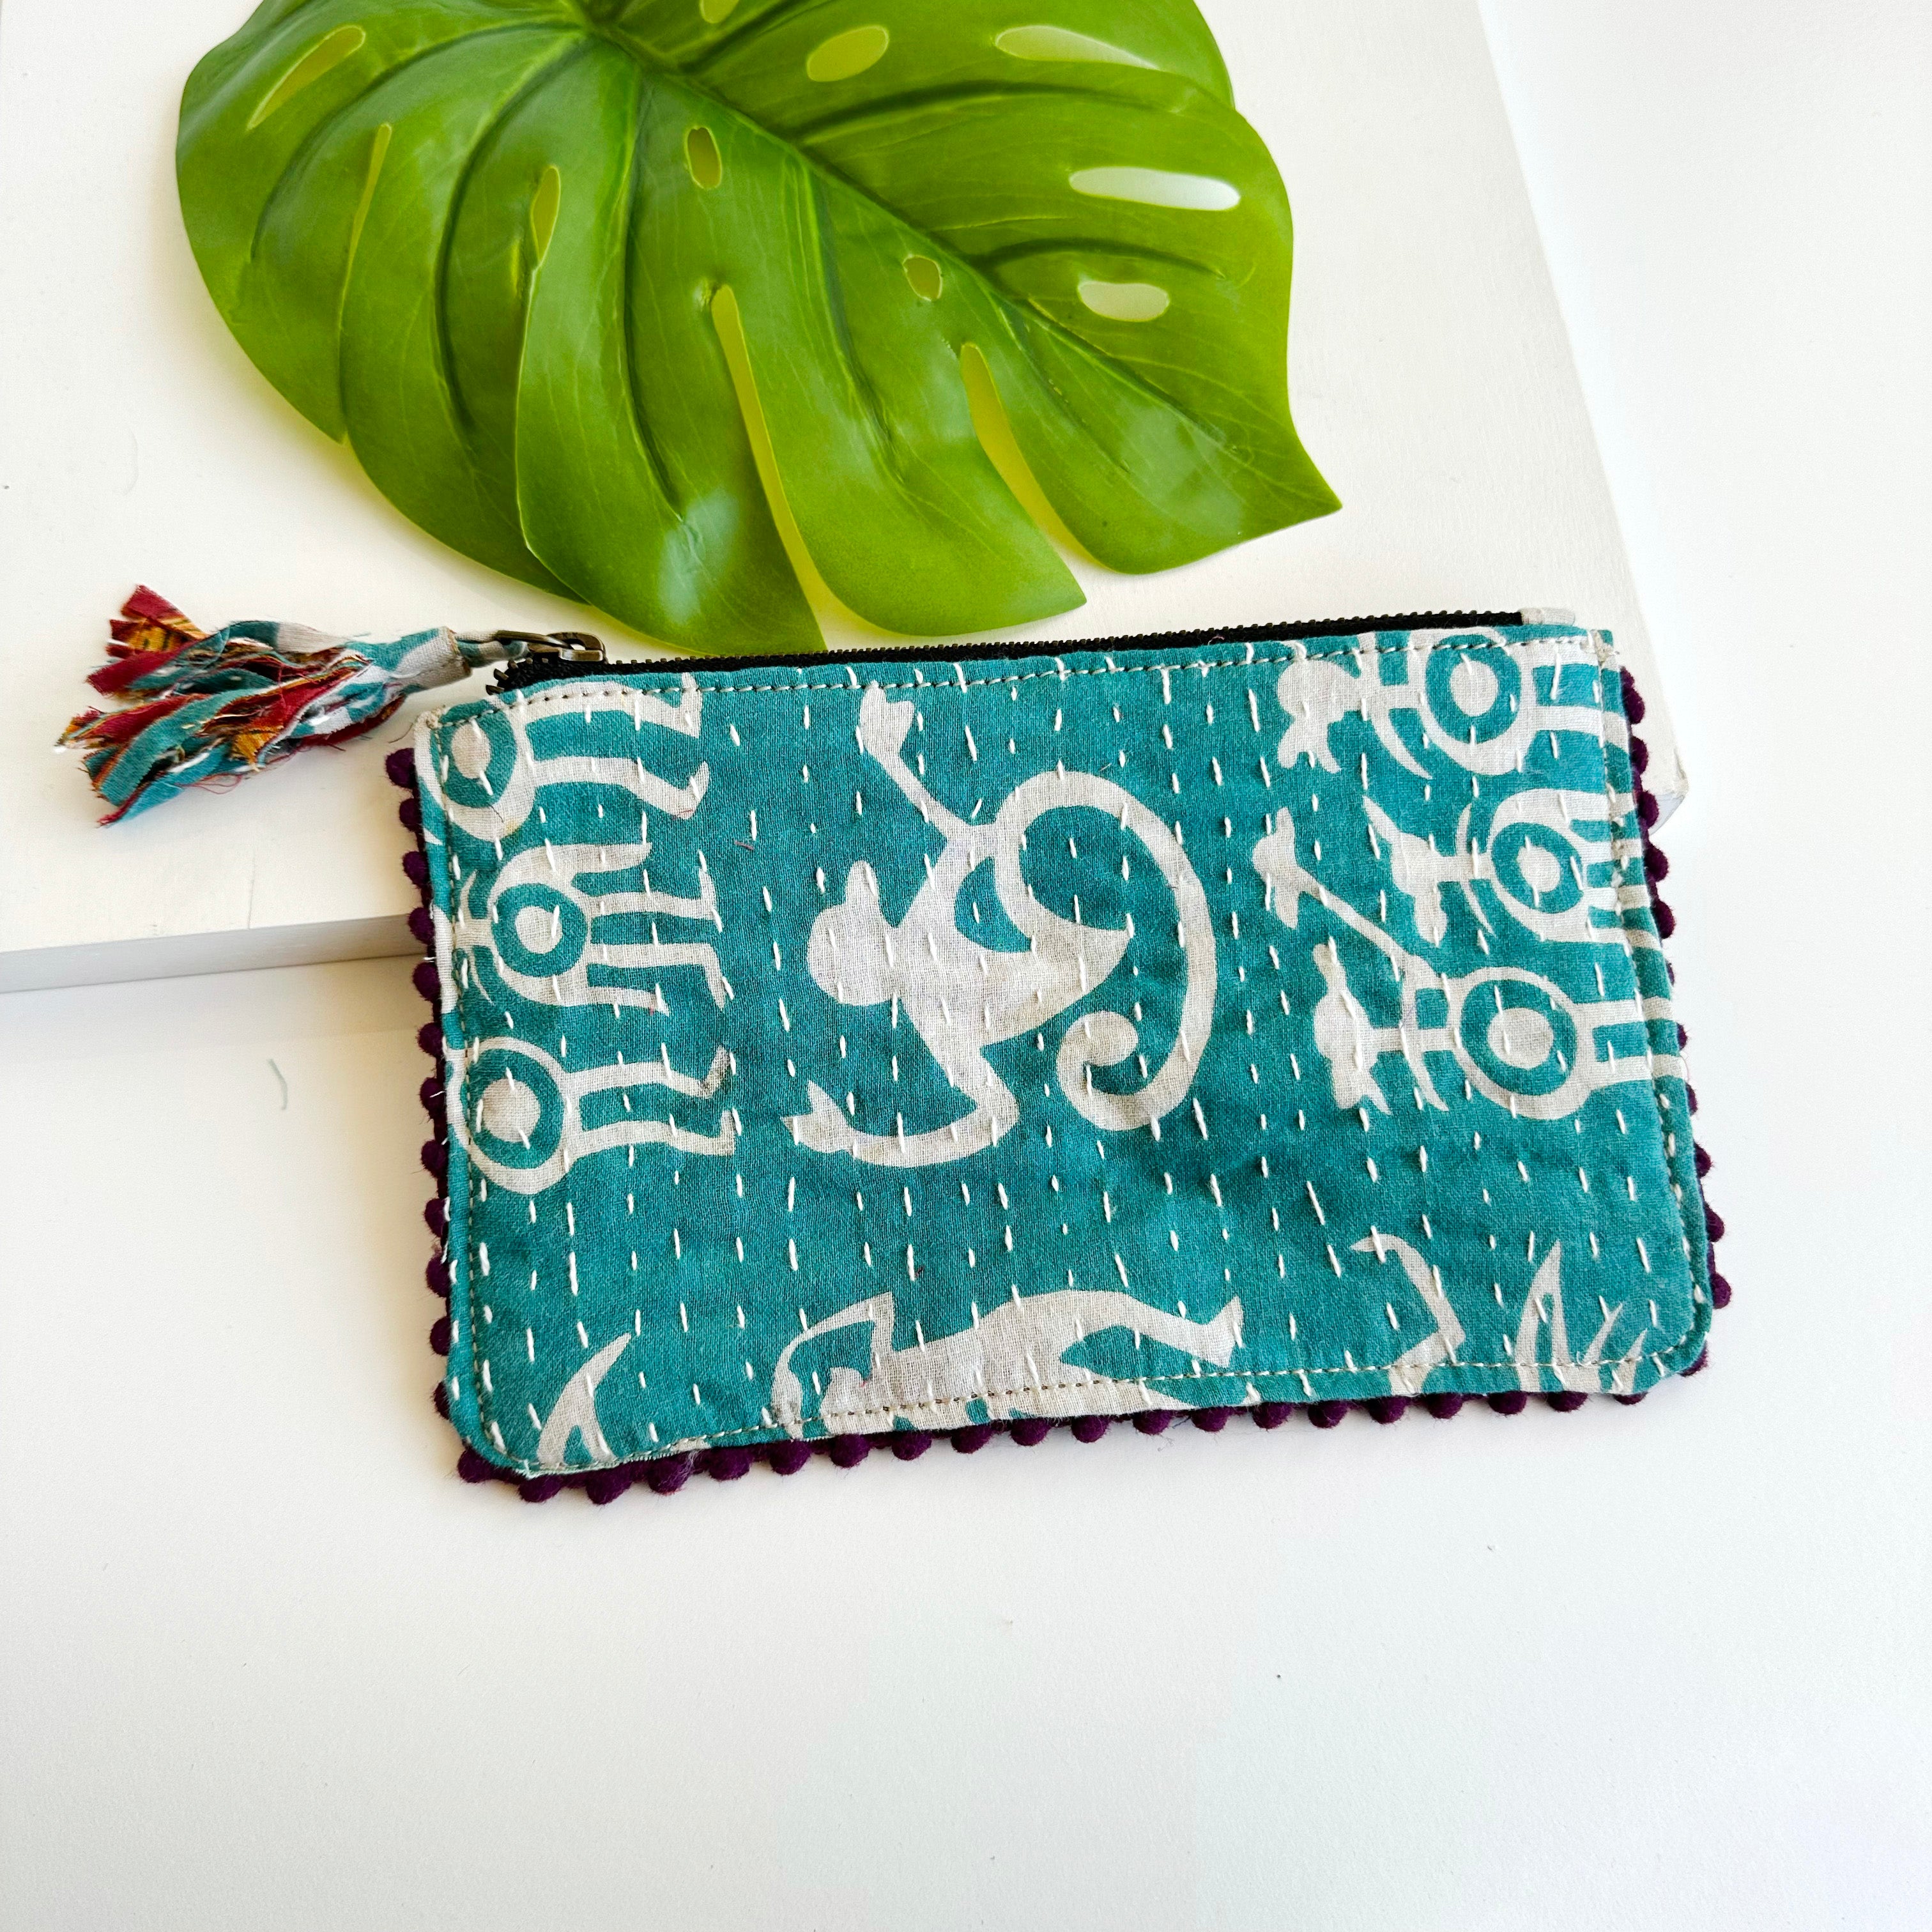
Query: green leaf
xmin=178 ymin=1 xmax=1338 ymax=652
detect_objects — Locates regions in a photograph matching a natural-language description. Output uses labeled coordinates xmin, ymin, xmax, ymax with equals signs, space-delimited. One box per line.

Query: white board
xmin=0 ymin=0 xmax=1683 ymax=992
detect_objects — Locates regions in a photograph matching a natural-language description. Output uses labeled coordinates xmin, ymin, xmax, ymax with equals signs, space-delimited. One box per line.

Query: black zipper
xmin=489 ymin=610 xmax=1527 ymax=694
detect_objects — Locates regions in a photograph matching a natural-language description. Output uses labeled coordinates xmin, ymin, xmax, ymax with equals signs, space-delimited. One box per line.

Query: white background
xmin=3 ymin=2 xmax=1929 ymax=1927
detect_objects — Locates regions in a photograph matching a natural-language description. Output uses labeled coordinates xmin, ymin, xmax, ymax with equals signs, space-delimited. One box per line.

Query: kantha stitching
xmin=433 ymin=631 xmax=1701 ymax=1473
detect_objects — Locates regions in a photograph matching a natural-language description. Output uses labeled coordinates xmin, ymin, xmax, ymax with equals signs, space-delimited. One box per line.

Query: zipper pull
xmin=487 ymin=628 xmax=607 ymax=664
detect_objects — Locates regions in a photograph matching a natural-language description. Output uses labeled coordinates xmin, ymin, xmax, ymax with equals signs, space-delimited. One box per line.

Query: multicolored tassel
xmin=57 ymin=586 xmax=599 ymax=824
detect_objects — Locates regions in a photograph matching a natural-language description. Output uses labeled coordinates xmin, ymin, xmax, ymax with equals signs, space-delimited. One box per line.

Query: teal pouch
xmin=406 ymin=617 xmax=1718 ymax=1494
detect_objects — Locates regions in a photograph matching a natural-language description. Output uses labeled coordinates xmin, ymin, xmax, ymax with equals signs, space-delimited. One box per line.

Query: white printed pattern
xmin=434 ymin=676 xmax=740 ymax=1193
xmin=751 ymin=1238 xmax=1639 ymax=1446
xmin=420 ymin=673 xmax=705 ymax=843
xmin=770 ymin=1287 xmax=1247 ymax=1436
xmin=1271 ymin=632 xmax=1619 ymax=778
xmin=1253 ymin=804 xmax=1679 ymax=1120
xmin=451 ymin=1037 xmax=735 ymax=1194
xmin=1253 ymin=633 xmax=1679 ymax=1136
xmin=535 ymin=1333 xmax=631 ymax=1466
xmin=450 ymin=838 xmax=730 ymax=1015
xmin=1355 ymin=1234 xmax=1644 ymax=1399
xmin=788 ymin=684 xmax=1218 ymax=1168
xmin=1364 ymin=785 xmax=1658 ymax=952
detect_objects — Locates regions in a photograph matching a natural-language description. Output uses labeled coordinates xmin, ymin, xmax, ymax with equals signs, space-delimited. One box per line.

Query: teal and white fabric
xmin=415 ymin=623 xmax=1711 ymax=1473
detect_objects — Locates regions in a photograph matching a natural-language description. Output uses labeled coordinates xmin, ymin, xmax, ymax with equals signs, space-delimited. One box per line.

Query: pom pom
xmin=707 ymin=1446 xmax=754 ymax=1482
xmin=1132 ymin=1411 xmax=1176 ymax=1434
xmin=1545 ymin=1390 xmax=1587 ymax=1413
xmin=645 ymin=1454 xmax=695 ymax=1494
xmin=1307 ymin=1400 xmax=1348 ymax=1429
xmin=1253 ymin=1402 xmax=1294 ymax=1429
xmin=949 ymin=1423 xmax=993 ymax=1454
xmin=767 ymin=1441 xmax=813 ymax=1475
xmin=1069 ymin=1415 xmax=1110 ymax=1444
xmin=519 ymin=1475 xmax=565 ymax=1503
xmin=456 ymin=1447 xmax=496 ymax=1484
xmin=1363 ymin=1395 xmax=1410 ymax=1425
xmin=1422 ymin=1392 xmax=1465 ymax=1419
xmin=828 ymin=1434 xmax=871 ymax=1468
xmin=1189 ymin=1406 xmax=1232 ymax=1432
xmin=889 ymin=1431 xmax=932 ymax=1460
xmin=1485 ymin=1390 xmax=1528 ymax=1416
xmin=1009 ymin=1417 xmax=1053 ymax=1446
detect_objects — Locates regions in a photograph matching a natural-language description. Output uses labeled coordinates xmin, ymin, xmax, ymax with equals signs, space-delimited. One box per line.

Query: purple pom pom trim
xmin=645 ymin=1455 xmax=696 ymax=1495
xmin=390 ymin=670 xmax=1729 ymax=1504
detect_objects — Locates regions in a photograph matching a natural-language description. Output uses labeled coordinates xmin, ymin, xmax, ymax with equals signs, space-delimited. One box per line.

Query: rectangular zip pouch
xmin=404 ymin=618 xmax=1721 ymax=1498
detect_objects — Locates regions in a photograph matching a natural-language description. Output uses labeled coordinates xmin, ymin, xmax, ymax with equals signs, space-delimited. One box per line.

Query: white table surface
xmin=3 ymin=3 xmax=1928 ymax=1927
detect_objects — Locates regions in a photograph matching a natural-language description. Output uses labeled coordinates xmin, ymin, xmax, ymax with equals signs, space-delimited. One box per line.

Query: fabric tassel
xmin=58 ymin=586 xmax=592 ymax=823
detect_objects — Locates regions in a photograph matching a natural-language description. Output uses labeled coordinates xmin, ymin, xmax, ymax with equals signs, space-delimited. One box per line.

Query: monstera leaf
xmin=178 ymin=1 xmax=1337 ymax=652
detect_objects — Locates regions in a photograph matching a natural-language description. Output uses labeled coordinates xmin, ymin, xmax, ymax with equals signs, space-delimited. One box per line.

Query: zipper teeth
xmin=489 ymin=610 xmax=1527 ymax=694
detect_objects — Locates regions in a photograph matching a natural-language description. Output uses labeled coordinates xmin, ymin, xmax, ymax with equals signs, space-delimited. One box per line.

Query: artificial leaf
xmin=179 ymin=1 xmax=1338 ymax=652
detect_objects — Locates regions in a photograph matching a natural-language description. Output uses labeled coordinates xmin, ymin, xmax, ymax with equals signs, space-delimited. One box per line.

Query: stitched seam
xmin=1572 ymin=641 xmax=1703 ymax=1368
xmin=1595 ymin=678 xmax=1706 ymax=1368
xmin=431 ymin=630 xmax=1698 ymax=1469
xmin=411 ymin=709 xmax=490 ymax=1464
xmin=489 ymin=632 xmax=1578 ymax=709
